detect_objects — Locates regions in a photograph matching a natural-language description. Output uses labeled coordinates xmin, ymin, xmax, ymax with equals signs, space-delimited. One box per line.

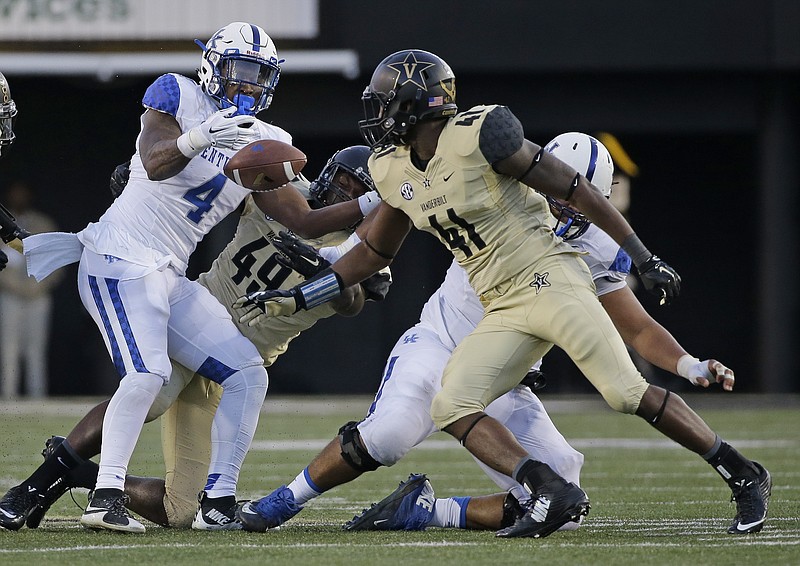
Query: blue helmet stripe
xmin=585 ymin=137 xmax=599 ymax=183
xmin=250 ymin=23 xmax=261 ymax=52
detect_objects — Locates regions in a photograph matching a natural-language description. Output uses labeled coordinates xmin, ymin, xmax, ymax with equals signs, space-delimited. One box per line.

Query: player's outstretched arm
xmin=599 ymin=284 xmax=735 ymax=390
xmin=495 ymin=137 xmax=680 ymax=304
xmin=234 ymin=202 xmax=410 ymax=322
xmin=251 ymin=184 xmax=380 ymax=240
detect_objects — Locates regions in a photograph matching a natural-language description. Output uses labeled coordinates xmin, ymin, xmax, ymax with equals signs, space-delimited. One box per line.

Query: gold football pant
xmin=431 ymin=252 xmax=648 ymax=429
xmin=156 ymin=365 xmax=222 ymax=528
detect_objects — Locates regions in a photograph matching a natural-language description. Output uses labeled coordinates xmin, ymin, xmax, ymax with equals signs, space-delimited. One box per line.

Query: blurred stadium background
xmin=0 ymin=0 xmax=797 ymax=396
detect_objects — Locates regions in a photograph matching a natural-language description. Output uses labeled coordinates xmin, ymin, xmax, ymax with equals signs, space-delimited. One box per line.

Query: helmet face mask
xmin=359 ymin=49 xmax=457 ymax=150
xmin=197 ymin=22 xmax=281 ymax=115
xmin=543 ymin=132 xmax=614 ymax=240
xmin=310 ymin=146 xmax=375 ymax=209
xmin=0 ymin=72 xmax=17 ymax=152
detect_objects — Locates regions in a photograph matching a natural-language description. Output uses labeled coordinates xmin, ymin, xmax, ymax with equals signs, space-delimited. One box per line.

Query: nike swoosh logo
xmin=734 ymin=519 xmax=765 ymax=531
xmin=57 ymin=456 xmax=69 ymax=468
xmin=373 ymin=519 xmax=388 ymax=526
xmin=1 ymin=508 xmax=16 ymax=518
xmin=303 ymin=257 xmax=320 ymax=267
xmin=443 ymin=172 xmax=454 ymax=182
xmin=208 ymin=126 xmax=227 ymax=134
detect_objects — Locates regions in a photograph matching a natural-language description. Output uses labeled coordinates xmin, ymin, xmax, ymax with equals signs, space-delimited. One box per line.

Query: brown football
xmin=224 ymin=139 xmax=307 ymax=191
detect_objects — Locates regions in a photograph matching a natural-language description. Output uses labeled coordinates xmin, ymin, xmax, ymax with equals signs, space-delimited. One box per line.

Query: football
xmin=224 ymin=139 xmax=307 ymax=191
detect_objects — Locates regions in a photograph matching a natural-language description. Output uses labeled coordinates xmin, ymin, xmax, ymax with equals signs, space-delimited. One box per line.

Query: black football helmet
xmin=0 ymin=71 xmax=17 ymax=155
xmin=310 ymin=145 xmax=375 ymax=207
xmin=359 ymin=49 xmax=458 ymax=150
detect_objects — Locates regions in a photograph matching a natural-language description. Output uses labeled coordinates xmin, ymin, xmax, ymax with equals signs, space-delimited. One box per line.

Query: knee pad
xmin=338 ymin=421 xmax=382 ymax=473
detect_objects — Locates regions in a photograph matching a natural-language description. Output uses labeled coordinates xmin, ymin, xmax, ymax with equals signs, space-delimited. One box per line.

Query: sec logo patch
xmin=400 ymin=182 xmax=414 ymax=200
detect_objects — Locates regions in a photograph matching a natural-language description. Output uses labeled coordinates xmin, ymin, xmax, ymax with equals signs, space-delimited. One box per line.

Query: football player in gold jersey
xmin=238 ymin=50 xmax=770 ymax=537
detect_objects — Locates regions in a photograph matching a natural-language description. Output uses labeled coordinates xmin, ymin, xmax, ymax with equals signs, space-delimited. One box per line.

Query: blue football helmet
xmin=543 ymin=132 xmax=614 ymax=240
xmin=196 ymin=22 xmax=282 ymax=115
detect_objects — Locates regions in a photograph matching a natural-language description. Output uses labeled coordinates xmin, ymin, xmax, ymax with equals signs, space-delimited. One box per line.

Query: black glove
xmin=0 ymin=201 xmax=30 ymax=243
xmin=636 ymin=255 xmax=681 ymax=305
xmin=361 ymin=271 xmax=392 ymax=302
xmin=272 ymin=230 xmax=331 ymax=279
xmin=520 ymin=369 xmax=547 ymax=391
xmin=0 ymin=248 xmax=7 ymax=272
xmin=110 ymin=160 xmax=131 ymax=199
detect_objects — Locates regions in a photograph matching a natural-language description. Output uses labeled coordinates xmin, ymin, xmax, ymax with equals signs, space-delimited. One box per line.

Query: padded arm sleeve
xmin=478 ymin=105 xmax=525 ymax=164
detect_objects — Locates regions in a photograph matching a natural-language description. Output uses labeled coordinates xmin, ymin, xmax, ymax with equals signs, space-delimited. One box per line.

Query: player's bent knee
xmin=596 ymin=378 xmax=648 ymax=414
xmin=430 ymin=391 xmax=481 ymax=430
xmin=338 ymin=421 xmax=383 ymax=472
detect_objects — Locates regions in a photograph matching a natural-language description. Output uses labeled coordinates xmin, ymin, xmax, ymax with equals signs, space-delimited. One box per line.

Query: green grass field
xmin=0 ymin=394 xmax=798 ymax=565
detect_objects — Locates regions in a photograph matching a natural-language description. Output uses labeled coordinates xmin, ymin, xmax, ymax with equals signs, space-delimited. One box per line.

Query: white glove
xmin=177 ymin=107 xmax=259 ymax=158
xmin=357 ymin=190 xmax=381 ymax=216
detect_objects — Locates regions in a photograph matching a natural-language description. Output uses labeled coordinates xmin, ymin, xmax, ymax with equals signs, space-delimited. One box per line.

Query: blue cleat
xmin=343 ymin=473 xmax=435 ymax=531
xmin=237 ymin=486 xmax=302 ymax=532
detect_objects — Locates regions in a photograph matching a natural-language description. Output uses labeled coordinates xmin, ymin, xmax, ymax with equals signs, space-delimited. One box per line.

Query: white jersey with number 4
xmin=78 ymin=73 xmax=292 ymax=276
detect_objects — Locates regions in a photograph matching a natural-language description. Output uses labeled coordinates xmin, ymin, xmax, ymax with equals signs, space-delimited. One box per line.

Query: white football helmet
xmin=0 ymin=71 xmax=17 ymax=154
xmin=196 ymin=22 xmax=282 ymax=115
xmin=543 ymin=132 xmax=614 ymax=240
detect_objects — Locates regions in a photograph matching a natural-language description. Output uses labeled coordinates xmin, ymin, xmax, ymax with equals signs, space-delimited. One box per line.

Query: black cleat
xmin=495 ymin=481 xmax=590 ymax=538
xmin=0 ymin=484 xmax=45 ymax=531
xmin=727 ymin=462 xmax=772 ymax=535
xmin=25 ymin=436 xmax=99 ymax=529
xmin=192 ymin=491 xmax=242 ymax=531
xmin=81 ymin=488 xmax=144 ymax=533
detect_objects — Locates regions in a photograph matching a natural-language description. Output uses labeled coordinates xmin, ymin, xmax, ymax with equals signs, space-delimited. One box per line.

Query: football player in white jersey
xmin=0 ymin=146 xmax=385 ymax=532
xmin=237 ymin=50 xmax=770 ymax=537
xmin=0 ymin=23 xmax=373 ymax=534
xmin=236 ymin=132 xmax=734 ymax=533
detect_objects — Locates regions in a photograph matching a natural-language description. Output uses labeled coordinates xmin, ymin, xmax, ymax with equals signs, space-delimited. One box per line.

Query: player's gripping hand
xmin=0 ymin=201 xmax=30 ymax=252
xmin=272 ymin=231 xmax=331 ymax=279
xmin=110 ymin=160 xmax=131 ymax=198
xmin=234 ymin=289 xmax=299 ymax=327
xmin=361 ymin=271 xmax=392 ymax=302
xmin=677 ymin=355 xmax=735 ymax=391
xmin=233 ymin=267 xmax=346 ymax=327
xmin=177 ymin=107 xmax=259 ymax=158
xmin=636 ymin=255 xmax=681 ymax=305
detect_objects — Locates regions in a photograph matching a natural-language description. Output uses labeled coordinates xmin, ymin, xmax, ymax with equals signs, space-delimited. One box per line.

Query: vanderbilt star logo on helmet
xmin=387 ymin=52 xmax=436 ymax=90
xmin=529 ymin=272 xmax=551 ymax=294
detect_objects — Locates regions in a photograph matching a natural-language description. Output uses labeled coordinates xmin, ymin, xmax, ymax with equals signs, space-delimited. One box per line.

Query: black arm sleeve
xmin=479 ymin=106 xmax=525 ymax=164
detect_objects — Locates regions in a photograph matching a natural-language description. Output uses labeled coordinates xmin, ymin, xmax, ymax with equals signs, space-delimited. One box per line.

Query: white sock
xmin=428 ymin=497 xmax=470 ymax=529
xmin=287 ymin=467 xmax=323 ymax=505
xmin=95 ymin=372 xmax=163 ymax=491
xmin=205 ymin=365 xmax=268 ymax=498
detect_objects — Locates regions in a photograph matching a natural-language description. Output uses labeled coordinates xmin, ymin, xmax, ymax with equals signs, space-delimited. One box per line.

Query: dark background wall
xmin=1 ymin=1 xmax=797 ymax=395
